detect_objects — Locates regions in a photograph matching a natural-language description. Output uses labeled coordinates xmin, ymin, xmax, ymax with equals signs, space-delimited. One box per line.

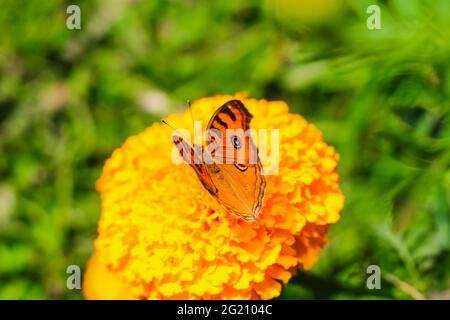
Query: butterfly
xmin=169 ymin=100 xmax=266 ymax=222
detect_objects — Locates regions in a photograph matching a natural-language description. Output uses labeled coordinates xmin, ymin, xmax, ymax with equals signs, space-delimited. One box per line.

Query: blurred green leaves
xmin=0 ymin=0 xmax=449 ymax=299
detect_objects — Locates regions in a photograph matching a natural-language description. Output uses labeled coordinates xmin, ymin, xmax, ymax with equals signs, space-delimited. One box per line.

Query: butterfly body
xmin=172 ymin=100 xmax=266 ymax=221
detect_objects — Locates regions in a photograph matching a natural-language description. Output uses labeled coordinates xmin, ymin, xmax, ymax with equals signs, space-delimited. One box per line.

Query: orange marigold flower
xmin=84 ymin=93 xmax=344 ymax=300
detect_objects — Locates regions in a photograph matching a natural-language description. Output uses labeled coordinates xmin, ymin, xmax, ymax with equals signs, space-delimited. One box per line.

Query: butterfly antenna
xmin=187 ymin=100 xmax=195 ymax=132
xmin=162 ymin=119 xmax=192 ymax=144
xmin=161 ymin=120 xmax=176 ymax=131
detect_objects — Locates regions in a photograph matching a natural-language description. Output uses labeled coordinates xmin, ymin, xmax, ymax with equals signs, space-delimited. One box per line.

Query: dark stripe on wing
xmin=214 ymin=116 xmax=228 ymax=129
xmin=194 ymin=163 xmax=204 ymax=173
xmin=223 ymin=107 xmax=237 ymax=121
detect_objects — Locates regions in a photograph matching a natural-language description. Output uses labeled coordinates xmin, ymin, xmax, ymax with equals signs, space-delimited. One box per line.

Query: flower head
xmin=84 ymin=93 xmax=344 ymax=299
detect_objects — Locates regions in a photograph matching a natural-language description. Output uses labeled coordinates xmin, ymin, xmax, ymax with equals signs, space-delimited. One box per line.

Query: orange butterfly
xmin=170 ymin=100 xmax=266 ymax=222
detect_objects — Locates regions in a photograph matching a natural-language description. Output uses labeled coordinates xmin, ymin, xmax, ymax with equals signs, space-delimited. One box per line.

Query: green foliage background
xmin=0 ymin=0 xmax=449 ymax=299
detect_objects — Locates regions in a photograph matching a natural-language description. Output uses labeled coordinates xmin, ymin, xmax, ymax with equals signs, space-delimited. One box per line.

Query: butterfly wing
xmin=172 ymin=135 xmax=218 ymax=195
xmin=206 ymin=99 xmax=257 ymax=165
xmin=205 ymin=100 xmax=266 ymax=221
xmin=207 ymin=160 xmax=266 ymax=221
